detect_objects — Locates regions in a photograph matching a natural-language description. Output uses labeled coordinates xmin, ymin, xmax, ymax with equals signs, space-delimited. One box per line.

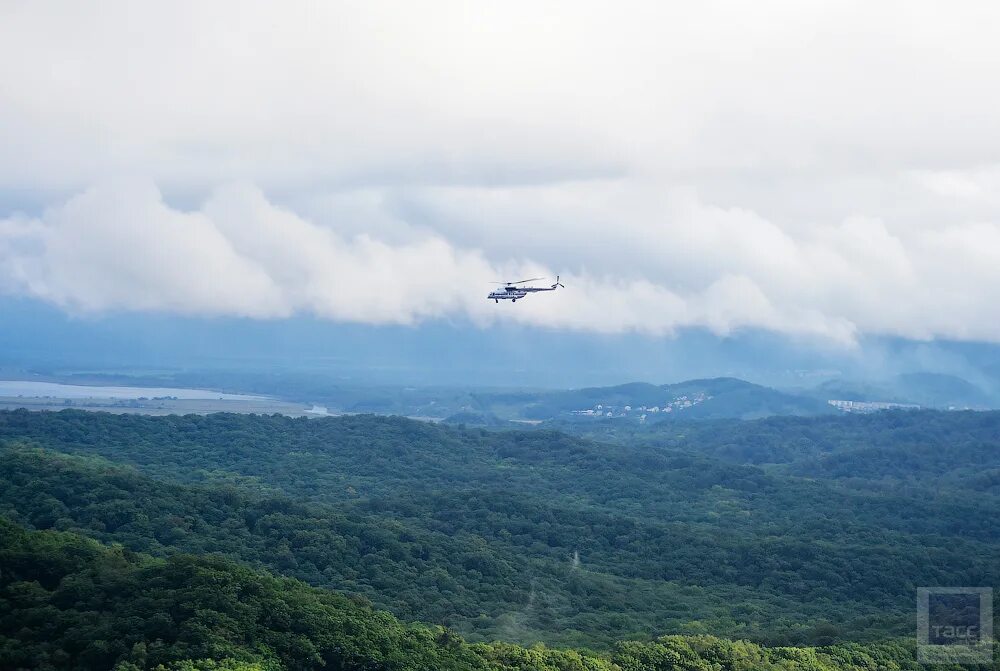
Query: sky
xmin=3 ymin=1 xmax=1000 ymax=365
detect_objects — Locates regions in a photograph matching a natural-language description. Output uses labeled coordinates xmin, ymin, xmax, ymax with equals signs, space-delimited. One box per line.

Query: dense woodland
xmin=556 ymin=410 xmax=1000 ymax=486
xmin=1 ymin=408 xmax=999 ymax=669
xmin=0 ymin=518 xmax=957 ymax=671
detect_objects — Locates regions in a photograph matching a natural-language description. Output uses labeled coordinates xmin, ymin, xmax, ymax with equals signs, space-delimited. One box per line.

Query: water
xmin=0 ymin=380 xmax=265 ymax=401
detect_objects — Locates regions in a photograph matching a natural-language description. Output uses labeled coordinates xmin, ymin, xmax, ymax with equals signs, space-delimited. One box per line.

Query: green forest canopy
xmin=1 ymin=408 xmax=998 ymax=666
xmin=0 ymin=518 xmax=944 ymax=671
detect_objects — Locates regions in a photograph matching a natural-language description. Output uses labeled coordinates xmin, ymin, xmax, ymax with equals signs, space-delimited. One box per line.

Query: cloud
xmin=0 ymin=176 xmax=995 ymax=345
xmin=0 ymin=180 xmax=857 ymax=339
xmin=4 ymin=3 xmax=1000 ymax=343
xmin=7 ymin=2 xmax=1000 ymax=193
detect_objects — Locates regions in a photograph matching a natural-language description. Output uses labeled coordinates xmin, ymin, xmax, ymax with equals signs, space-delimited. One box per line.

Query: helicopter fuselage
xmin=488 ymin=287 xmax=528 ymax=302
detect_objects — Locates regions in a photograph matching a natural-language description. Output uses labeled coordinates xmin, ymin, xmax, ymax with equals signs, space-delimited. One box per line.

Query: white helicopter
xmin=488 ymin=276 xmax=564 ymax=303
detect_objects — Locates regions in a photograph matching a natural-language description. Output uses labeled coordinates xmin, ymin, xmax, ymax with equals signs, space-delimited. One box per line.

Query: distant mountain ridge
xmin=463 ymin=377 xmax=834 ymax=422
xmin=808 ymin=372 xmax=999 ymax=410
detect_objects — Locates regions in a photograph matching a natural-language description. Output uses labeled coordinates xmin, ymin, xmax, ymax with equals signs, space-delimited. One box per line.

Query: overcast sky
xmin=3 ymin=1 xmax=1000 ymax=344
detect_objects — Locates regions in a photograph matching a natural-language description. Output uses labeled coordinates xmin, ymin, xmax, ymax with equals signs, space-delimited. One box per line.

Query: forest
xmin=0 ymin=517 xmax=955 ymax=671
xmin=1 ymin=408 xmax=998 ymax=668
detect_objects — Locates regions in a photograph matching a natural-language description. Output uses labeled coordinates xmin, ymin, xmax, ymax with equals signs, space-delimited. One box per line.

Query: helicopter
xmin=488 ymin=276 xmax=564 ymax=303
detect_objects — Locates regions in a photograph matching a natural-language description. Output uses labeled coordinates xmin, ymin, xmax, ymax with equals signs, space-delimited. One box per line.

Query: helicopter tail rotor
xmin=552 ymin=275 xmax=565 ymax=289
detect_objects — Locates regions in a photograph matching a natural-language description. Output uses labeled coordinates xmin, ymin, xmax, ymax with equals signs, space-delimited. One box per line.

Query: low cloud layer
xmin=0 ymin=181 xmax=851 ymax=339
xmin=3 ymin=3 xmax=1000 ymax=343
xmin=3 ymin=177 xmax=1000 ymax=344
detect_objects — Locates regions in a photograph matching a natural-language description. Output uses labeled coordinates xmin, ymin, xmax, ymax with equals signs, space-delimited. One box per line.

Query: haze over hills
xmin=3 ymin=364 xmax=998 ymax=423
xmin=7 ymin=296 xmax=1000 ymax=399
xmin=460 ymin=378 xmax=835 ymax=423
xmin=807 ymin=372 xmax=998 ymax=410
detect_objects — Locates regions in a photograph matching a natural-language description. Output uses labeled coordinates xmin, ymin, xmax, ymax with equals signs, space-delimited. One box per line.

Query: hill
xmin=0 ymin=517 xmax=927 ymax=671
xmin=564 ymin=409 xmax=1000 ymax=487
xmin=3 ymin=409 xmax=1000 ymax=650
xmin=471 ymin=378 xmax=832 ymax=422
xmin=809 ymin=372 xmax=998 ymax=410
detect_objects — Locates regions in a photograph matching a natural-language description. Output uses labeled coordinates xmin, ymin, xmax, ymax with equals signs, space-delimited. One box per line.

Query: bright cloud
xmin=3 ymin=2 xmax=1000 ymax=342
xmin=0 ymin=180 xmax=853 ymax=338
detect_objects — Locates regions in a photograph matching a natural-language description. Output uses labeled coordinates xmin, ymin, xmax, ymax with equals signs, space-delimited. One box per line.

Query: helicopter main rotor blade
xmin=511 ymin=277 xmax=545 ymax=284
